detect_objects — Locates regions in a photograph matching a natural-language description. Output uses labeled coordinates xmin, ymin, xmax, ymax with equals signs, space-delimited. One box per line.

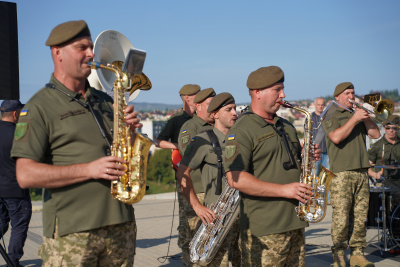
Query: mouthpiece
xmin=87 ymin=61 xmax=103 ymax=69
xmin=279 ymin=101 xmax=291 ymax=108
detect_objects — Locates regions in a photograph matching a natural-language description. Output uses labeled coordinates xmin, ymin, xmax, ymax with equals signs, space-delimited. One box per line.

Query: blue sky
xmin=9 ymin=0 xmax=400 ymax=105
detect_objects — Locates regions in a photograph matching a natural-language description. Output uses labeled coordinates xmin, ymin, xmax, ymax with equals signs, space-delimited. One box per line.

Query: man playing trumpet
xmin=322 ymin=82 xmax=380 ymax=267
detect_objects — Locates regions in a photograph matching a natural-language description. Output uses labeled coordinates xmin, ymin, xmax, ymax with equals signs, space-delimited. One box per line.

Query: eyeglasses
xmin=385 ymin=126 xmax=396 ymax=130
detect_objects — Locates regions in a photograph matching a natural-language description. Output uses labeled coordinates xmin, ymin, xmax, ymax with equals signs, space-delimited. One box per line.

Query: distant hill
xmin=131 ymin=102 xmax=182 ymax=112
xmin=130 ymin=102 xmax=251 ymax=112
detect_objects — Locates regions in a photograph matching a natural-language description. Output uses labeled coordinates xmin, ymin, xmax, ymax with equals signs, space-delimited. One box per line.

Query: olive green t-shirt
xmin=368 ymin=135 xmax=400 ymax=179
xmin=156 ymin=109 xmax=192 ymax=143
xmin=322 ymin=106 xmax=369 ymax=173
xmin=11 ymin=75 xmax=134 ymax=237
xmin=180 ymin=128 xmax=227 ymax=207
xmin=223 ymin=110 xmax=308 ymax=237
xmin=178 ymin=115 xmax=213 ymax=194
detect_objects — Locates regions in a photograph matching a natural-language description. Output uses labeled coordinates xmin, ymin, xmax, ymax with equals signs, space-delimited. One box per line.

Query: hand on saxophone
xmin=193 ymin=202 xmax=216 ymax=225
xmin=284 ymin=182 xmax=313 ymax=204
xmin=313 ymin=144 xmax=322 ymax=161
xmin=87 ymin=156 xmax=127 ymax=181
xmin=124 ymin=105 xmax=142 ymax=130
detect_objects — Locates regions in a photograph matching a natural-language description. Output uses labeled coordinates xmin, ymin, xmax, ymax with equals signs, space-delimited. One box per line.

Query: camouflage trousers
xmin=177 ymin=184 xmax=191 ymax=265
xmin=177 ymin=185 xmax=205 ymax=267
xmin=241 ymin=228 xmax=305 ymax=267
xmin=205 ymin=216 xmax=241 ymax=267
xmin=330 ymin=169 xmax=369 ymax=256
xmin=39 ymin=220 xmax=136 ymax=267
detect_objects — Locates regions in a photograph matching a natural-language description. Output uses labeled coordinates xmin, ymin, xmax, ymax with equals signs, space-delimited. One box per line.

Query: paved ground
xmin=1 ymin=192 xmax=400 ymax=266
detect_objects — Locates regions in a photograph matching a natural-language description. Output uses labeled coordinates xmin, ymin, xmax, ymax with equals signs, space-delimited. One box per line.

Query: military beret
xmin=207 ymin=92 xmax=235 ymax=113
xmin=194 ymin=88 xmax=216 ymax=103
xmin=179 ymin=84 xmax=200 ymax=96
xmin=46 ymin=20 xmax=91 ymax=47
xmin=247 ymin=66 xmax=285 ymax=90
xmin=384 ymin=115 xmax=400 ymax=126
xmin=334 ymin=82 xmax=354 ymax=97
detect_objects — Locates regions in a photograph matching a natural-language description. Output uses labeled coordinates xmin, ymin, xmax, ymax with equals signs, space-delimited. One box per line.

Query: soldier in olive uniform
xmin=224 ymin=66 xmax=317 ymax=267
xmin=178 ymin=88 xmax=215 ymax=266
xmin=322 ymin=82 xmax=380 ymax=267
xmin=10 ymin=20 xmax=141 ymax=266
xmin=155 ymin=84 xmax=200 ymax=266
xmin=369 ymin=115 xmax=400 ymax=205
xmin=177 ymin=93 xmax=240 ymax=266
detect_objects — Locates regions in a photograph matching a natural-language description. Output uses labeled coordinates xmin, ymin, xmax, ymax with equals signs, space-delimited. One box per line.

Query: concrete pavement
xmin=1 ymin=191 xmax=400 ymax=266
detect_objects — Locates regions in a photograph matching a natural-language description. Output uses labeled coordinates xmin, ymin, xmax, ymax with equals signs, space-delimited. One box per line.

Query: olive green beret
xmin=46 ymin=20 xmax=91 ymax=46
xmin=194 ymin=88 xmax=216 ymax=103
xmin=384 ymin=115 xmax=400 ymax=126
xmin=207 ymin=92 xmax=235 ymax=113
xmin=333 ymin=82 xmax=354 ymax=97
xmin=247 ymin=66 xmax=285 ymax=90
xmin=179 ymin=84 xmax=200 ymax=96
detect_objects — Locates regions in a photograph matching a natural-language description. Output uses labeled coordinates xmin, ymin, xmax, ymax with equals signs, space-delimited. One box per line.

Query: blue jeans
xmin=315 ymin=152 xmax=329 ymax=176
xmin=0 ymin=196 xmax=32 ymax=265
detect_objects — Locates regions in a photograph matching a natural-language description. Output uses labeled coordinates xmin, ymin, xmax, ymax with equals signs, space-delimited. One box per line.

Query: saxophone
xmin=190 ymin=179 xmax=240 ymax=265
xmin=280 ymin=101 xmax=335 ymax=223
xmin=89 ymin=61 xmax=154 ymax=205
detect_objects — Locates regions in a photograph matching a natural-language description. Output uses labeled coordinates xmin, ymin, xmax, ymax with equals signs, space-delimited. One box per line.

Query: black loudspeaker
xmin=0 ymin=1 xmax=19 ymax=100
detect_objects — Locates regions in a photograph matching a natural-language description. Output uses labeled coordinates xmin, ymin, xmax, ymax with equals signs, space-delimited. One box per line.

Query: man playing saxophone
xmin=177 ymin=92 xmax=240 ymax=266
xmin=322 ymin=82 xmax=380 ymax=267
xmin=224 ymin=66 xmax=318 ymax=266
xmin=11 ymin=20 xmax=140 ymax=266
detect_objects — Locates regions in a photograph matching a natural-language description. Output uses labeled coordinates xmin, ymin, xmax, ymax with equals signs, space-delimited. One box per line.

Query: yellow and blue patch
xmin=20 ymin=109 xmax=28 ymax=116
xmin=228 ymin=134 xmax=235 ymax=141
xmin=181 ymin=129 xmax=187 ymax=134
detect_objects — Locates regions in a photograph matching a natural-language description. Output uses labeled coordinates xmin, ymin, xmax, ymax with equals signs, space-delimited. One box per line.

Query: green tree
xmin=147 ymin=149 xmax=175 ymax=185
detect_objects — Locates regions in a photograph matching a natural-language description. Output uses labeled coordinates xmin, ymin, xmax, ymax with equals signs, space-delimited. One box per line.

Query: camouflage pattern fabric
xmin=177 ymin=184 xmax=192 ymax=266
xmin=330 ymin=170 xmax=369 ymax=256
xmin=240 ymin=228 xmax=305 ymax=267
xmin=39 ymin=220 xmax=136 ymax=266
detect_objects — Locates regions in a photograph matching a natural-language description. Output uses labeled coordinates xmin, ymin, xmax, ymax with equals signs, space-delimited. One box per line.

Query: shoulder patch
xmin=228 ymin=134 xmax=235 ymax=141
xmin=181 ymin=135 xmax=190 ymax=144
xmin=191 ymin=137 xmax=196 ymax=142
xmin=20 ymin=109 xmax=28 ymax=116
xmin=181 ymin=129 xmax=187 ymax=134
xmin=325 ymin=120 xmax=332 ymax=128
xmin=225 ymin=145 xmax=237 ymax=159
xmin=14 ymin=122 xmax=28 ymax=140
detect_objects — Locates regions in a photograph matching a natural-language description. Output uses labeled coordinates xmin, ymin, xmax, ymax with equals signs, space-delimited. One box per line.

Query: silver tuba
xmin=88 ymin=30 xmax=154 ymax=205
xmin=189 ymin=179 xmax=240 ymax=265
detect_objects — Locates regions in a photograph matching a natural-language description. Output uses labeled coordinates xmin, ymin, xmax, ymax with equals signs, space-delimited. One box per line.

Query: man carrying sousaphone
xmin=322 ymin=82 xmax=380 ymax=267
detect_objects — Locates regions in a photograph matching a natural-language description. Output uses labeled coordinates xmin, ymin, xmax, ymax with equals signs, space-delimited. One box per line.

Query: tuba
xmin=280 ymin=101 xmax=335 ymax=223
xmin=189 ymin=179 xmax=239 ymax=265
xmin=88 ymin=30 xmax=154 ymax=205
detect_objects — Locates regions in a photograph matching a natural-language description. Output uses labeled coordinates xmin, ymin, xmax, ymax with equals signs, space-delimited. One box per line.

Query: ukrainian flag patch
xmin=182 ymin=129 xmax=187 ymax=134
xmin=228 ymin=134 xmax=235 ymax=141
xmin=20 ymin=109 xmax=28 ymax=116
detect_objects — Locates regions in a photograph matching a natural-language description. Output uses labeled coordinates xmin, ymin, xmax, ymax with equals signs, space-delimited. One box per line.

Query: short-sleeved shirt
xmin=11 ymin=75 xmax=134 ymax=238
xmin=180 ymin=127 xmax=226 ymax=206
xmin=223 ymin=109 xmax=308 ymax=237
xmin=156 ymin=109 xmax=192 ymax=144
xmin=0 ymin=120 xmax=29 ymax=198
xmin=178 ymin=115 xmax=213 ymax=194
xmin=369 ymin=135 xmax=400 ymax=179
xmin=321 ymin=106 xmax=369 ymax=173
